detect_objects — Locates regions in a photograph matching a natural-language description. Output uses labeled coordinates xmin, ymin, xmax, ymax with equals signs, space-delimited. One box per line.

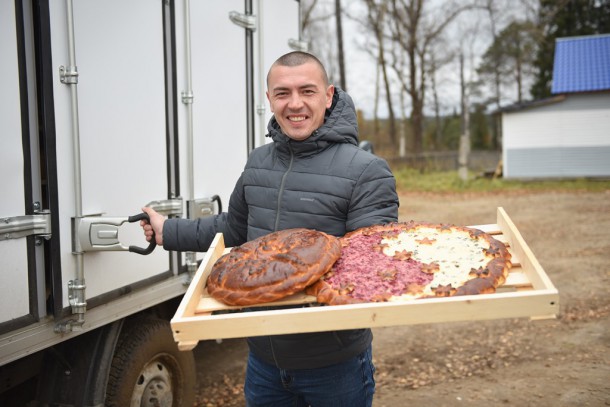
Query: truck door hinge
xmin=187 ymin=198 xmax=215 ymax=220
xmin=144 ymin=198 xmax=183 ymax=217
xmin=288 ymin=38 xmax=309 ymax=52
xmin=59 ymin=65 xmax=79 ymax=84
xmin=229 ymin=11 xmax=256 ymax=31
xmin=0 ymin=210 xmax=52 ymax=242
xmin=181 ymin=91 xmax=194 ymax=104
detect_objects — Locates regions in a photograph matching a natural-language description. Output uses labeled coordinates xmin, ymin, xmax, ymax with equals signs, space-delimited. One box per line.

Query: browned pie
xmin=207 ymin=228 xmax=341 ymax=306
xmin=306 ymin=222 xmax=512 ymax=305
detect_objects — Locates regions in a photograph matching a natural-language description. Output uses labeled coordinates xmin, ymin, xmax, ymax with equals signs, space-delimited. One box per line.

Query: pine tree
xmin=530 ymin=0 xmax=610 ymax=100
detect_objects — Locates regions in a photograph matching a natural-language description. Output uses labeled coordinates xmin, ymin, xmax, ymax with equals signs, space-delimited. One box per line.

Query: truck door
xmin=48 ymin=0 xmax=177 ymax=314
xmin=1 ymin=0 xmax=193 ymax=366
xmin=1 ymin=0 xmax=302 ymax=361
xmin=0 ymin=0 xmax=48 ymax=333
xmin=184 ymin=0 xmax=301 ymax=214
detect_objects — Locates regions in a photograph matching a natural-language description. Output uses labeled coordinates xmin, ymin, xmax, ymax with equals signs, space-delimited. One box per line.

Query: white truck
xmin=0 ymin=0 xmax=301 ymax=405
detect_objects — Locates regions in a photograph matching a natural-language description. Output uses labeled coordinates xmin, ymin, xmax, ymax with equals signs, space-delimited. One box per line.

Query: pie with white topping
xmin=306 ymin=222 xmax=512 ymax=305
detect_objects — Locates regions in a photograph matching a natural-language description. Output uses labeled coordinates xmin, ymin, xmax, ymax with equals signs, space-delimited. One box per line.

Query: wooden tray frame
xmin=171 ymin=208 xmax=559 ymax=350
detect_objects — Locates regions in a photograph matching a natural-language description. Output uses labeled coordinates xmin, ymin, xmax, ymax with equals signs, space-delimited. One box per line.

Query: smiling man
xmin=141 ymin=51 xmax=399 ymax=406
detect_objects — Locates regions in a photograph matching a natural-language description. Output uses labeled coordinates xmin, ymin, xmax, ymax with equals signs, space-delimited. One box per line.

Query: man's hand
xmin=141 ymin=207 xmax=165 ymax=246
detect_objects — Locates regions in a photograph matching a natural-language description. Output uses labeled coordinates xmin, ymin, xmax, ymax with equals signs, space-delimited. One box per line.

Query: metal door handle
xmin=127 ymin=213 xmax=156 ymax=255
xmin=74 ymin=212 xmax=156 ymax=255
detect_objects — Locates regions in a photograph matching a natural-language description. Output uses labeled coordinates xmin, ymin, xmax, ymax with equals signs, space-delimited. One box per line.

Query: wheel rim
xmin=131 ymin=354 xmax=175 ymax=407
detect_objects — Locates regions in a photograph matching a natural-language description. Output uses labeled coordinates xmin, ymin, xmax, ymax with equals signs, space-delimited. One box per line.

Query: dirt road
xmin=192 ymin=190 xmax=610 ymax=406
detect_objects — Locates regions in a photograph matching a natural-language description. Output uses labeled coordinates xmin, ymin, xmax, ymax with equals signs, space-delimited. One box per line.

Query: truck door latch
xmin=73 ymin=212 xmax=156 ymax=255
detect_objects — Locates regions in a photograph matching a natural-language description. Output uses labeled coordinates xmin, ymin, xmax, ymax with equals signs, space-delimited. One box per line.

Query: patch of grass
xmin=392 ymin=167 xmax=610 ymax=194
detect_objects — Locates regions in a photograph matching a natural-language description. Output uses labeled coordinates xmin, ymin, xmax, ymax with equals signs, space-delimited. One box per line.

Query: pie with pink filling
xmin=306 ymin=222 xmax=512 ymax=305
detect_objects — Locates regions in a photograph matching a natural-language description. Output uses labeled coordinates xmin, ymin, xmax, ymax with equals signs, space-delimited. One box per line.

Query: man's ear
xmin=266 ymin=91 xmax=274 ymax=113
xmin=325 ymin=85 xmax=335 ymax=108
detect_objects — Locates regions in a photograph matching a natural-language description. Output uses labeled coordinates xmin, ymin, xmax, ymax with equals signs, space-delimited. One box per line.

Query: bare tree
xmin=478 ymin=20 xmax=538 ymax=105
xmin=388 ymin=0 xmax=471 ymax=153
xmin=335 ymin=0 xmax=347 ymax=90
xmin=456 ymin=15 xmax=484 ymax=180
xmin=349 ymin=25 xmax=383 ymax=139
xmin=480 ymin=0 xmax=502 ymax=150
xmin=481 ymin=0 xmax=503 ymax=109
xmin=300 ymin=1 xmax=339 ymax=82
xmin=429 ymin=56 xmax=443 ymax=149
xmin=363 ymin=0 xmax=397 ymax=148
xmin=427 ymin=37 xmax=455 ymax=150
xmin=397 ymin=83 xmax=409 ymax=157
xmin=388 ymin=43 xmax=410 ymax=156
xmin=373 ymin=53 xmax=381 ymax=138
xmin=301 ymin=0 xmax=320 ymax=32
xmin=458 ymin=52 xmax=470 ymax=181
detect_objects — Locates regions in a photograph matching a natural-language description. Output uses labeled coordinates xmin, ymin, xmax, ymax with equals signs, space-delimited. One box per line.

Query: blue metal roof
xmin=551 ymin=34 xmax=610 ymax=94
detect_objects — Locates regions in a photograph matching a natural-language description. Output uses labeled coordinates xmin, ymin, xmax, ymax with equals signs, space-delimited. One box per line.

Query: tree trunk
xmin=399 ymin=89 xmax=407 ymax=157
xmin=374 ymin=61 xmax=380 ymax=138
xmin=410 ymin=99 xmax=423 ymax=153
xmin=430 ymin=59 xmax=442 ymax=149
xmin=335 ymin=0 xmax=347 ymax=90
xmin=367 ymin=0 xmax=396 ymax=149
xmin=381 ymin=55 xmax=397 ymax=149
xmin=458 ymin=53 xmax=470 ymax=181
xmin=407 ymin=31 xmax=423 ymax=153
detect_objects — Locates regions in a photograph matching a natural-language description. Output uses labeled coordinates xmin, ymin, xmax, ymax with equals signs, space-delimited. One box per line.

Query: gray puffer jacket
xmin=163 ymin=88 xmax=399 ymax=369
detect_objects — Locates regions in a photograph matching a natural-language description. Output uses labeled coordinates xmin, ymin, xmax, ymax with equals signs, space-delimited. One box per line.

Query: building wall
xmin=502 ymin=92 xmax=610 ymax=178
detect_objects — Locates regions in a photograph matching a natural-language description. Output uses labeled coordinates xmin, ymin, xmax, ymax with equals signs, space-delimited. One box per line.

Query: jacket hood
xmin=267 ymin=87 xmax=359 ymax=154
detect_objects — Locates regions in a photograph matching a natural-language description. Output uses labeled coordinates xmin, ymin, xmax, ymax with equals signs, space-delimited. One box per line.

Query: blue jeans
xmin=244 ymin=346 xmax=375 ymax=407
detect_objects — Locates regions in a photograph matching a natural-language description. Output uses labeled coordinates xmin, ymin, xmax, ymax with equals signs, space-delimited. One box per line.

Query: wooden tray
xmin=171 ymin=208 xmax=559 ymax=350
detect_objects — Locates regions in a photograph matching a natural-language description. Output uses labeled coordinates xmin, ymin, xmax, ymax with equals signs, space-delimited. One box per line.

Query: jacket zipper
xmin=274 ymin=144 xmax=294 ymax=231
xmin=269 ymin=337 xmax=281 ymax=368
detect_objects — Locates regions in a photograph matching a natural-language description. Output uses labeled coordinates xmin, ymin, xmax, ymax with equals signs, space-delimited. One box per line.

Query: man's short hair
xmin=267 ymin=51 xmax=330 ymax=87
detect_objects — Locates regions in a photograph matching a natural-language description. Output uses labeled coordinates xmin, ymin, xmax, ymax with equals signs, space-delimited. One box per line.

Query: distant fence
xmin=386 ymin=150 xmax=501 ymax=172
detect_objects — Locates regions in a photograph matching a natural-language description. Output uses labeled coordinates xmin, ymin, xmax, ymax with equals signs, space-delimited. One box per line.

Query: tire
xmin=105 ymin=316 xmax=196 ymax=407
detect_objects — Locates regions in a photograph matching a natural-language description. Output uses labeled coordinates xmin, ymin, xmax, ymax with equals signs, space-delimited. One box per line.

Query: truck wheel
xmin=105 ymin=316 xmax=196 ymax=407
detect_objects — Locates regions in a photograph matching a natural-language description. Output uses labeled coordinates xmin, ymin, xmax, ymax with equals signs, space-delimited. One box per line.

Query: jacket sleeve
xmin=162 ymin=174 xmax=249 ymax=252
xmin=346 ymin=156 xmax=399 ymax=232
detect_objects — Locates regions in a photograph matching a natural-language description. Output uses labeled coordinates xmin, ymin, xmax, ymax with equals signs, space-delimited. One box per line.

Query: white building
xmin=500 ymin=34 xmax=610 ymax=179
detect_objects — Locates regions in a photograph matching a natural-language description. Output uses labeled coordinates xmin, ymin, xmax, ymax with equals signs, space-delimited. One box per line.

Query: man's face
xmin=266 ymin=61 xmax=334 ymax=141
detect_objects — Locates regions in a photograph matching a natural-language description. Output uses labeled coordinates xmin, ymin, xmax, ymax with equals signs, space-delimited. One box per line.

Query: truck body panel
xmin=0 ymin=1 xmax=301 ymax=401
